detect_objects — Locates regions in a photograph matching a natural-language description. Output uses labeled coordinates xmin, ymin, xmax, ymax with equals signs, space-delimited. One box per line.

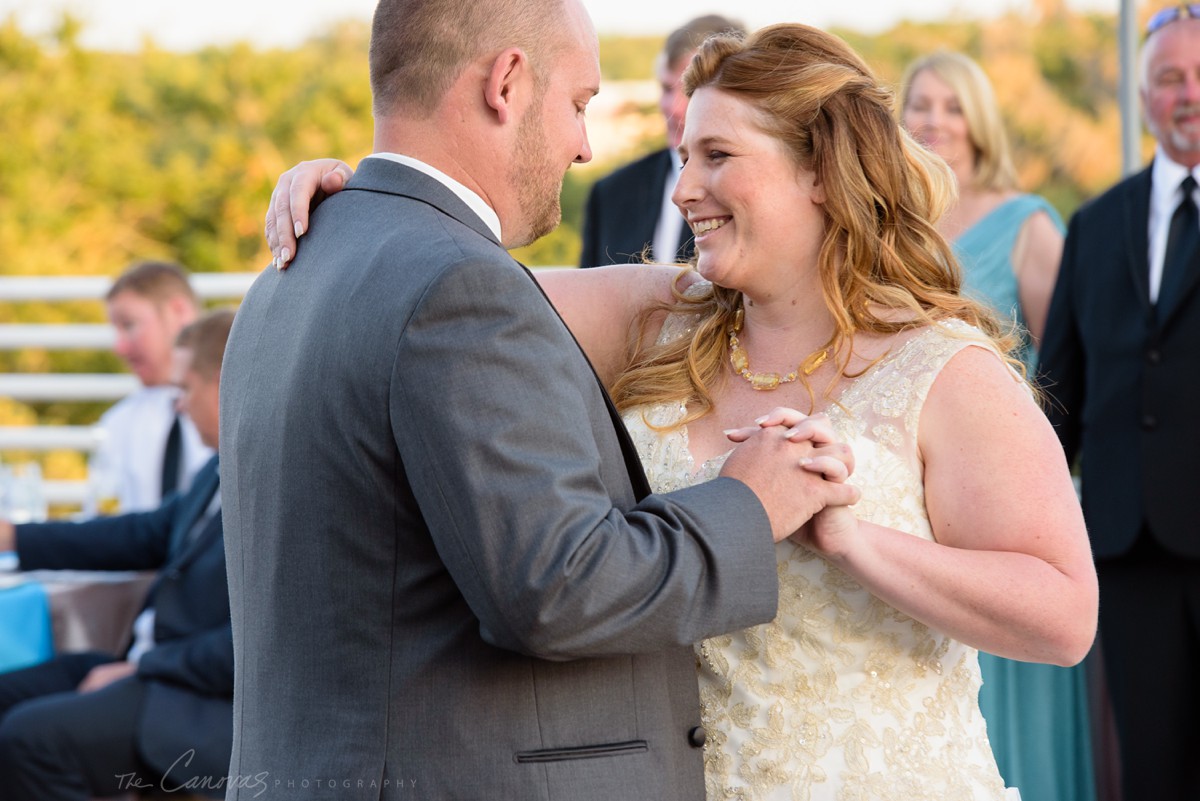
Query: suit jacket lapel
xmin=1161 ymin=246 xmax=1200 ymax=327
xmin=167 ymin=458 xmax=220 ymax=558
xmin=1123 ymin=168 xmax=1153 ymax=319
xmin=677 ymin=218 xmax=695 ymax=262
xmin=655 ymin=149 xmax=695 ymax=263
xmin=169 ymin=511 xmax=223 ymax=573
xmin=144 ymin=458 xmax=219 ymax=609
xmin=517 ymin=264 xmax=653 ymax=502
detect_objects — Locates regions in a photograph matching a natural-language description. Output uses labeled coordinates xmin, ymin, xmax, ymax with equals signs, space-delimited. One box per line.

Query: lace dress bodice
xmin=623 ymin=300 xmax=1007 ymax=801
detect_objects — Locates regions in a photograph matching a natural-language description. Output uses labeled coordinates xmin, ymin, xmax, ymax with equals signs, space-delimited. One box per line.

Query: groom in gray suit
xmin=220 ymin=1 xmax=857 ymax=798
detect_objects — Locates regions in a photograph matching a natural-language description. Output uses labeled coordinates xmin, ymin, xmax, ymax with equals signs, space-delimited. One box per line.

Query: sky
xmin=0 ymin=0 xmax=1116 ymax=52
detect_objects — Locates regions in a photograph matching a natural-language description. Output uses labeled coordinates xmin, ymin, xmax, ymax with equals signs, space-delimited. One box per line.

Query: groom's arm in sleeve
xmin=392 ymin=257 xmax=794 ymax=660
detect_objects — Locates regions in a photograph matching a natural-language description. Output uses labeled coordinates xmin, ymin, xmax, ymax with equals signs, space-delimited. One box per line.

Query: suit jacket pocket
xmin=513 ymin=739 xmax=648 ymax=764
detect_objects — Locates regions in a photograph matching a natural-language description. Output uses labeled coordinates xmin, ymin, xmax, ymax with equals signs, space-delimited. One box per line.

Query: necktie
xmin=160 ymin=414 xmax=182 ymax=498
xmin=1158 ymin=175 xmax=1199 ymax=315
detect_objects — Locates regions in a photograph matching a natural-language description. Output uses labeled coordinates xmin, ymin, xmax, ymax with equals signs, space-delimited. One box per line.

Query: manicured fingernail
xmin=799 ymin=457 xmax=813 ymax=466
xmin=294 ymin=220 xmax=305 ymax=238
xmin=723 ymin=429 xmax=738 ymax=437
xmin=280 ymin=247 xmax=291 ymax=265
xmin=754 ymin=415 xmax=768 ymax=425
xmin=272 ymin=257 xmax=281 ymax=271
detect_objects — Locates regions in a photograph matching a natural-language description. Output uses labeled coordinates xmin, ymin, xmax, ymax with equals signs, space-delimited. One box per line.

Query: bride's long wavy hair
xmin=610 ymin=23 xmax=1017 ymax=422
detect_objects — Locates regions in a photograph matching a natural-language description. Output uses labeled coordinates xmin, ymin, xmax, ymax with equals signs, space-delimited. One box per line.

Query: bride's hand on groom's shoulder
xmin=265 ymin=158 xmax=355 ymax=270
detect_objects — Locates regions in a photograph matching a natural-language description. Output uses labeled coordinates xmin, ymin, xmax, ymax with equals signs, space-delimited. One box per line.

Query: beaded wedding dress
xmin=623 ymin=299 xmax=1010 ymax=801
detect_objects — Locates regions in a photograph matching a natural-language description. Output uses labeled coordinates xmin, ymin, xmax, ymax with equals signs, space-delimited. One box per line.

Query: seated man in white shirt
xmin=91 ymin=261 xmax=214 ymax=513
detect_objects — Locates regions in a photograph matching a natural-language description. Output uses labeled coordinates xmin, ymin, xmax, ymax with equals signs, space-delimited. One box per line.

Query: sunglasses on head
xmin=1146 ymin=4 xmax=1200 ymax=36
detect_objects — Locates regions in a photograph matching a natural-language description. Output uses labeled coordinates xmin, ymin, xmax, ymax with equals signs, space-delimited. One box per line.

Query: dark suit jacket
xmin=15 ymin=456 xmax=232 ymax=779
xmin=579 ymin=147 xmax=693 ymax=267
xmin=220 ymin=157 xmax=778 ymax=800
xmin=1039 ymin=165 xmax=1200 ymax=558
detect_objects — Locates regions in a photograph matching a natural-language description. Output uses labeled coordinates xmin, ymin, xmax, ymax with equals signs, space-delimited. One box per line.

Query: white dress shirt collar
xmin=1152 ymin=148 xmax=1199 ymax=207
xmin=366 ymin=153 xmax=503 ymax=243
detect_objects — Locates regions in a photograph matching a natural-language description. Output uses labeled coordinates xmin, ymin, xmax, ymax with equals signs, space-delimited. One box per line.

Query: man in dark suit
xmin=0 ymin=309 xmax=235 ymax=801
xmin=1039 ymin=12 xmax=1200 ymax=800
xmin=224 ymin=1 xmax=857 ymax=799
xmin=579 ymin=14 xmax=744 ymax=267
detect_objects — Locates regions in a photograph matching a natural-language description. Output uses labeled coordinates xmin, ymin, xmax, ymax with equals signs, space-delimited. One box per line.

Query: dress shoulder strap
xmin=836 ymin=320 xmax=1015 ymax=449
xmin=655 ymin=280 xmax=711 ymax=345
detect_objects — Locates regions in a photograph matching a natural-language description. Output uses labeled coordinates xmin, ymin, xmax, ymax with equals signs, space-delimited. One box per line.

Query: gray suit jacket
xmin=220 ymin=157 xmax=778 ymax=800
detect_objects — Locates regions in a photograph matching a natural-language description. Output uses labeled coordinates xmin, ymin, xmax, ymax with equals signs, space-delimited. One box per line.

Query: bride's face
xmin=672 ymin=88 xmax=826 ymax=298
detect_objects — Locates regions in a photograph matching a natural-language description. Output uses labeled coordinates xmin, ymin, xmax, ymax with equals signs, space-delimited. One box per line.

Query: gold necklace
xmin=727 ymin=307 xmax=829 ymax=391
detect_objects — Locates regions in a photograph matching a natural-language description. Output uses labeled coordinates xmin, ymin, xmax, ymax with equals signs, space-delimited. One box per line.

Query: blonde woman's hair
xmin=898 ymin=50 xmax=1019 ymax=192
xmin=611 ymin=24 xmax=1017 ymax=423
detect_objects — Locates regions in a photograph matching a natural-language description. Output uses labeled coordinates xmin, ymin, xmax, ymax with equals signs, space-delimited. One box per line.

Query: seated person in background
xmin=0 ymin=308 xmax=236 ymax=801
xmin=92 ymin=261 xmax=214 ymax=513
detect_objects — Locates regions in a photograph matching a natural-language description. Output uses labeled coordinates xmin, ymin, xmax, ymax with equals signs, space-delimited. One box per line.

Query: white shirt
xmin=89 ymin=386 xmax=213 ymax=514
xmin=1147 ymin=149 xmax=1200 ymax=303
xmin=366 ymin=153 xmax=503 ymax=243
xmin=652 ymin=149 xmax=685 ymax=263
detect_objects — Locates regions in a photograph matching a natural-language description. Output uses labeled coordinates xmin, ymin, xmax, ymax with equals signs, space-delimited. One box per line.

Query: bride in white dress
xmin=266 ymin=23 xmax=1097 ymax=801
xmin=545 ymin=26 xmax=1097 ymax=801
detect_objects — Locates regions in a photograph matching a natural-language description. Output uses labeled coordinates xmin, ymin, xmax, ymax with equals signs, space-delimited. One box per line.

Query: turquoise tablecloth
xmin=0 ymin=579 xmax=54 ymax=672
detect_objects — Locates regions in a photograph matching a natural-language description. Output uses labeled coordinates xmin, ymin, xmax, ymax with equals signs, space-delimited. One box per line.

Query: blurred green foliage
xmin=0 ymin=4 xmax=1154 ymax=460
xmin=598 ymin=34 xmax=661 ymax=80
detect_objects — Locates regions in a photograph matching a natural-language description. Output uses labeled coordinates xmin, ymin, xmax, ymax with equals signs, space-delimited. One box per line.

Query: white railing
xmin=0 ymin=272 xmax=260 ymax=301
xmin=0 ymin=325 xmax=114 ymax=350
xmin=0 ymin=271 xmax=261 ymax=507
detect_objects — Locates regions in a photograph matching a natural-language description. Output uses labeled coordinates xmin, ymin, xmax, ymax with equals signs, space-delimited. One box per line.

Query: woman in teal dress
xmin=901 ymin=51 xmax=1096 ymax=801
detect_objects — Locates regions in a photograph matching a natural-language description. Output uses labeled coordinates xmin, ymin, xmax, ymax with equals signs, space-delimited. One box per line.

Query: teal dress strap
xmin=953 ymin=194 xmax=1064 ymax=373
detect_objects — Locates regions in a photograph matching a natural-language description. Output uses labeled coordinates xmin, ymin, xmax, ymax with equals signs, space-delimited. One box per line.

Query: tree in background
xmin=0 ymin=6 xmax=1141 ymax=489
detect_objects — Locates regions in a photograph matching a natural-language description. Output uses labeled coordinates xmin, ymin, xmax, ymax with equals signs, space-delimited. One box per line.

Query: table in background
xmin=0 ymin=577 xmax=53 ymax=671
xmin=0 ymin=570 xmax=155 ymax=671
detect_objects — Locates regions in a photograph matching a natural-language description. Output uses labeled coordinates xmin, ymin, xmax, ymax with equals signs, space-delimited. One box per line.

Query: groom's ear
xmin=484 ymin=47 xmax=532 ymax=126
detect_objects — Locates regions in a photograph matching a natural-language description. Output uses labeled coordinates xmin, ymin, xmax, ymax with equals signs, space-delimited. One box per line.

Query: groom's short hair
xmin=369 ymin=0 xmax=569 ymax=117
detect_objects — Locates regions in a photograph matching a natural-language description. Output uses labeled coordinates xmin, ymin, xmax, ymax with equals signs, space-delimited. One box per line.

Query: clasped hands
xmin=721 ymin=407 xmax=860 ymax=553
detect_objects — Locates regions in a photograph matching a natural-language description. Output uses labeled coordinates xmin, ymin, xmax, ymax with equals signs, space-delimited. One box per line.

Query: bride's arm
xmin=802 ymin=345 xmax=1098 ymax=666
xmin=262 ymin=158 xmax=697 ymax=386
xmin=536 ymin=265 xmax=695 ymax=388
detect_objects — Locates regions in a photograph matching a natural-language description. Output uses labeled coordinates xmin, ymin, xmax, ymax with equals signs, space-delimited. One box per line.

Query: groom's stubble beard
xmin=508 ymin=89 xmax=564 ymax=249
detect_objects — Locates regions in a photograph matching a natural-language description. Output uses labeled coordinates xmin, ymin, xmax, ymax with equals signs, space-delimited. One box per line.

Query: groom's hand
xmin=719 ymin=411 xmax=859 ymax=543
